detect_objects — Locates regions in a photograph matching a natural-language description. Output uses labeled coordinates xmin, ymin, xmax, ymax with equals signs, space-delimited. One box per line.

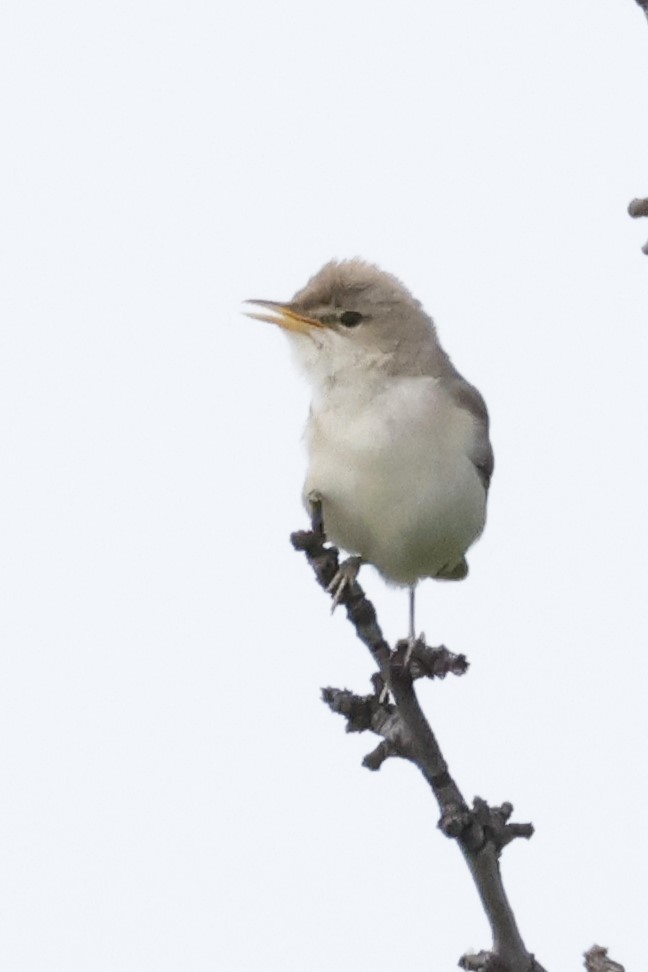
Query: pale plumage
xmin=247 ymin=258 xmax=493 ymax=629
xmin=304 ymin=370 xmax=486 ymax=584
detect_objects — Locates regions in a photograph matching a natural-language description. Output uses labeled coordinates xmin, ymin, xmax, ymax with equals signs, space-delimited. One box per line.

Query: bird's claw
xmin=403 ymin=631 xmax=426 ymax=668
xmin=326 ymin=556 xmax=363 ymax=612
xmin=378 ymin=632 xmax=425 ymax=704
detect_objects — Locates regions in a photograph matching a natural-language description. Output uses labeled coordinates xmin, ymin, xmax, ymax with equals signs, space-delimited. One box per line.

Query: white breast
xmin=303 ymin=375 xmax=486 ymax=586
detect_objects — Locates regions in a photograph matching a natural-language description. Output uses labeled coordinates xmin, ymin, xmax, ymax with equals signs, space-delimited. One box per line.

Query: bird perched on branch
xmin=246 ymin=259 xmax=493 ymax=642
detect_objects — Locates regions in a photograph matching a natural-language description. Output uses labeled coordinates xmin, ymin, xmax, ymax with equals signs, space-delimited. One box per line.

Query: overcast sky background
xmin=2 ymin=1 xmax=648 ymax=970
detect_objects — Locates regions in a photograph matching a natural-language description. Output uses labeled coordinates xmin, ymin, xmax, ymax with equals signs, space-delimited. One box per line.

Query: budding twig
xmin=291 ymin=502 xmax=543 ymax=972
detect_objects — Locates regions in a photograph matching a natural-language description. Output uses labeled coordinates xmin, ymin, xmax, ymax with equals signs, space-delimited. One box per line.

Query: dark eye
xmin=339 ymin=310 xmax=363 ymax=328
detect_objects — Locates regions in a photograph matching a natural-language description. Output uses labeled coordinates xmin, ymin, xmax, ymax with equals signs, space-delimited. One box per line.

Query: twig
xmin=584 ymin=945 xmax=625 ymax=972
xmin=628 ymin=198 xmax=648 ymax=217
xmin=291 ymin=503 xmax=545 ymax=972
xmin=628 ymin=0 xmax=648 ymax=250
xmin=628 ymin=198 xmax=648 ymax=254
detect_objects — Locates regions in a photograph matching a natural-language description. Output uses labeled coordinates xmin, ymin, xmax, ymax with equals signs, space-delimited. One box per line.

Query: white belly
xmin=303 ymin=376 xmax=486 ymax=586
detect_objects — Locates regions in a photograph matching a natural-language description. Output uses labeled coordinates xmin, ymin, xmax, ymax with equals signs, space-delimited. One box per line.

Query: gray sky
xmin=2 ymin=1 xmax=648 ymax=969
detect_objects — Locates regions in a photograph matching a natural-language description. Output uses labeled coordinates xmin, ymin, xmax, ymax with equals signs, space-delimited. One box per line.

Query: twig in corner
xmin=628 ymin=197 xmax=648 ymax=254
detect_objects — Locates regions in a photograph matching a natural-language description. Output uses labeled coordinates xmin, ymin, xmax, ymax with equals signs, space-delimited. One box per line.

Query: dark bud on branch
xmin=583 ymin=945 xmax=625 ymax=972
xmin=628 ymin=197 xmax=648 ymax=254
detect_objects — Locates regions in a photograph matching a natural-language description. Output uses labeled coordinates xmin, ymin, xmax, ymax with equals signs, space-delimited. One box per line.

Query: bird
xmin=246 ymin=259 xmax=493 ymax=646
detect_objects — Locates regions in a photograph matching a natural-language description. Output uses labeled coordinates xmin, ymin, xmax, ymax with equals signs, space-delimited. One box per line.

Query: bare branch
xmin=290 ymin=527 xmax=391 ymax=673
xmin=460 ymin=952 xmax=511 ymax=972
xmin=628 ymin=197 xmax=648 ymax=218
xmin=292 ymin=503 xmax=546 ymax=972
xmin=627 ymin=199 xmax=648 ymax=253
xmin=472 ymin=797 xmax=534 ymax=852
xmin=584 ymin=945 xmax=626 ymax=972
xmin=628 ymin=0 xmax=648 ymax=248
xmin=627 ymin=0 xmax=648 ymax=248
xmin=362 ymin=739 xmax=398 ymax=770
xmin=401 ymin=637 xmax=469 ymax=680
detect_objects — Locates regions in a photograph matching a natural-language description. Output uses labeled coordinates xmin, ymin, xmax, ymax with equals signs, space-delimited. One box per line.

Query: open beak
xmin=244 ymin=299 xmax=323 ymax=335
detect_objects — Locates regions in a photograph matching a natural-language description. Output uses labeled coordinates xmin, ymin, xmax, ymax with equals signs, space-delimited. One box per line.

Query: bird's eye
xmin=339 ymin=310 xmax=363 ymax=328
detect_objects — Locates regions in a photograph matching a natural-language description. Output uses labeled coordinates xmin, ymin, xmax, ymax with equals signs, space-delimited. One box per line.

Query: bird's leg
xmin=327 ymin=556 xmax=363 ymax=612
xmin=378 ymin=584 xmax=418 ymax=703
xmin=409 ymin=584 xmax=416 ymax=641
xmin=305 ymin=489 xmax=362 ymax=610
xmin=403 ymin=584 xmax=420 ymax=667
xmin=306 ymin=489 xmax=325 ymax=538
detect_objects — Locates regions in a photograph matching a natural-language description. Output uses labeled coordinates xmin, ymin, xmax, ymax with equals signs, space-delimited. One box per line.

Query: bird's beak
xmin=244 ymin=300 xmax=323 ymax=335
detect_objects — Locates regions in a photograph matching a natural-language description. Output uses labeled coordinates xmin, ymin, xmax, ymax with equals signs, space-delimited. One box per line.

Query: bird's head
xmin=246 ymin=259 xmax=447 ymax=385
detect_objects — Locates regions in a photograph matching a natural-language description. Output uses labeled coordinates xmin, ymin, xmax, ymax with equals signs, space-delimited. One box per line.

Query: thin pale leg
xmin=409 ymin=585 xmax=416 ymax=641
xmin=306 ymin=489 xmax=324 ymax=536
xmin=327 ymin=555 xmax=363 ymax=612
xmin=403 ymin=584 xmax=418 ymax=667
xmin=379 ymin=585 xmax=417 ymax=701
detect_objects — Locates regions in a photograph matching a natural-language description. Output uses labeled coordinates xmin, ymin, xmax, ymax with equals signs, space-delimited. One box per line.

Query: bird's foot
xmin=403 ymin=631 xmax=426 ymax=669
xmin=327 ymin=556 xmax=363 ymax=612
xmin=378 ymin=634 xmax=425 ymax=704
